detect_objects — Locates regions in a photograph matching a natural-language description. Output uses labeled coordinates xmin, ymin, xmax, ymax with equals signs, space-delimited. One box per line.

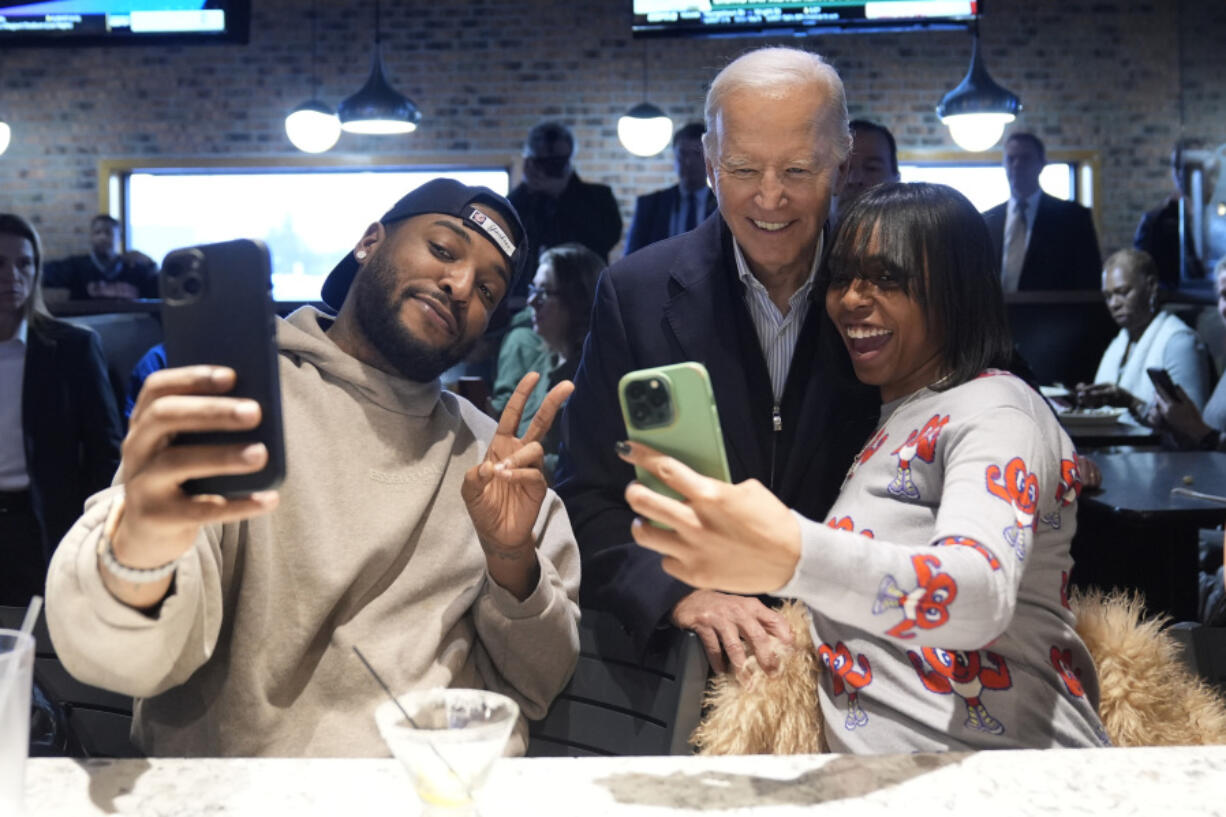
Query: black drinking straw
xmin=352 ymin=646 xmax=476 ymax=804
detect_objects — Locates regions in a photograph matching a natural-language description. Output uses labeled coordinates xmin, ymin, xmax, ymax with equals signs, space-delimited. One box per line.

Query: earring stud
xmin=355 ymin=249 xmax=367 ymax=260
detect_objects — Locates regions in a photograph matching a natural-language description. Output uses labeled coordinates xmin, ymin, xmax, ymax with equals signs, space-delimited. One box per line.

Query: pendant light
xmin=338 ymin=0 xmax=421 ymax=135
xmin=285 ymin=0 xmax=340 ymax=154
xmin=618 ymin=49 xmax=672 ymax=157
xmin=936 ymin=21 xmax=1022 ymax=153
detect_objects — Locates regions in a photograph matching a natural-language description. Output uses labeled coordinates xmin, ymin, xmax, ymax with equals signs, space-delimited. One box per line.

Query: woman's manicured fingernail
xmin=615 ymin=440 xmax=632 ymax=457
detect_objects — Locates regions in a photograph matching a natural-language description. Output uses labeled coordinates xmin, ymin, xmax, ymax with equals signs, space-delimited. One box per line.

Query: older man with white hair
xmin=555 ymin=47 xmax=878 ymax=672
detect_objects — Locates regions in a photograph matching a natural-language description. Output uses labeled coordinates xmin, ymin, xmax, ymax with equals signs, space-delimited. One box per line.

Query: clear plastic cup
xmin=0 ymin=629 xmax=35 ymax=817
xmin=375 ymin=688 xmax=518 ymax=815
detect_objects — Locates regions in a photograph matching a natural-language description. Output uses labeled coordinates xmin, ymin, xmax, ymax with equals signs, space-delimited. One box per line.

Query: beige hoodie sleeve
xmin=470 ymin=487 xmax=581 ymax=721
xmin=44 ymin=485 xmax=226 ymax=699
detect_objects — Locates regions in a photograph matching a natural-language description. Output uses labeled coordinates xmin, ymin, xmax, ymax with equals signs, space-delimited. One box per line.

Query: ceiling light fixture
xmin=936 ymin=21 xmax=1022 ymax=153
xmin=285 ymin=0 xmax=340 ymax=153
xmin=338 ymin=0 xmax=421 ymax=136
xmin=0 ymin=119 xmax=10 ymax=156
xmin=618 ymin=49 xmax=673 ymax=157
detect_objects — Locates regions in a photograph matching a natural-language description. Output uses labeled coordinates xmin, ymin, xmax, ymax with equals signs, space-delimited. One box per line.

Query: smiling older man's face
xmin=707 ymin=83 xmax=846 ymax=283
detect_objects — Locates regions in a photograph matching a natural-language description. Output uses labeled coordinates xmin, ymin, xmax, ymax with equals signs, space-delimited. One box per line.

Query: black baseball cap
xmin=321 ymin=178 xmax=527 ymax=311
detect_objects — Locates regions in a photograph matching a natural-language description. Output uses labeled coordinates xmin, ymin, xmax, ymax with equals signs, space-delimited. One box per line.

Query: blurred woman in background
xmin=0 ymin=213 xmax=121 ymax=605
xmin=491 ymin=242 xmax=604 ymax=472
xmin=1077 ymin=248 xmax=1210 ymax=418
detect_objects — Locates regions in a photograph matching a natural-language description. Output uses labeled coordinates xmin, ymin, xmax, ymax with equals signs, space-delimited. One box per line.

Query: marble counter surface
xmin=23 ymin=746 xmax=1226 ymax=816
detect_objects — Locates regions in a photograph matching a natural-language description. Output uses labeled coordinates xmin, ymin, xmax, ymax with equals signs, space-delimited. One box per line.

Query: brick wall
xmin=0 ymin=0 xmax=1221 ymax=262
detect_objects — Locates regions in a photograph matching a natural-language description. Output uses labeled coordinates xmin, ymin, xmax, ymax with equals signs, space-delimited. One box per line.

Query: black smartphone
xmin=1146 ymin=367 xmax=1182 ymax=403
xmin=160 ymin=239 xmax=285 ymax=496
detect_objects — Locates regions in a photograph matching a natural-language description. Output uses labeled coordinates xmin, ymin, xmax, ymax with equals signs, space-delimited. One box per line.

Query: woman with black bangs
xmin=616 ymin=183 xmax=1109 ymax=752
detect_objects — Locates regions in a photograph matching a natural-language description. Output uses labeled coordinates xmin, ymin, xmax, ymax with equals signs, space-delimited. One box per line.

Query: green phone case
xmin=618 ymin=361 xmax=732 ymax=502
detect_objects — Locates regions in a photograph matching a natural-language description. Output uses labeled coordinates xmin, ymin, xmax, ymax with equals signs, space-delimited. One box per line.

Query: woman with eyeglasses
xmin=491 ymin=242 xmax=604 ymax=474
xmin=616 ymin=183 xmax=1109 ymax=752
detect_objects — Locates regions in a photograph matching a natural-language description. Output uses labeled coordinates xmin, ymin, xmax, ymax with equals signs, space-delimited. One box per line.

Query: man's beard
xmin=351 ymin=250 xmax=478 ymax=382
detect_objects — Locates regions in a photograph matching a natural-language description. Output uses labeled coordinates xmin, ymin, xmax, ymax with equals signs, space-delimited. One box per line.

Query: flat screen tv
xmin=633 ymin=0 xmax=980 ymax=38
xmin=0 ymin=1 xmax=250 ymax=46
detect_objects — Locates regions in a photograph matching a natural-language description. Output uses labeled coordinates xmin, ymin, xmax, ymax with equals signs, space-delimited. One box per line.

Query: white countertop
xmin=23 ymin=746 xmax=1226 ymax=816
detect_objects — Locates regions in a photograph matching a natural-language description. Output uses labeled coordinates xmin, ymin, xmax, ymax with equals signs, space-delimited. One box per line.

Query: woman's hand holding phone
xmin=617 ymin=440 xmax=802 ymax=595
xmin=101 ymin=366 xmax=280 ymax=609
xmin=1148 ymin=381 xmax=1215 ymax=445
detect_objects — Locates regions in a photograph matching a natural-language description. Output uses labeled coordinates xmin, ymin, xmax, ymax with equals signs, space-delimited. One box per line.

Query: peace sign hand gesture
xmin=462 ymin=372 xmax=574 ymax=600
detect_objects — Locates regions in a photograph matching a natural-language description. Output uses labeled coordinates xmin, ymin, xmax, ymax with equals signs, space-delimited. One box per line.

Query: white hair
xmin=702 ymin=47 xmax=851 ymax=164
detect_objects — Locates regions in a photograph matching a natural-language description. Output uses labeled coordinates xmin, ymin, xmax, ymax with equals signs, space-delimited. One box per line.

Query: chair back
xmin=527 ymin=609 xmax=708 ymax=757
xmin=0 ymin=605 xmax=140 ymax=758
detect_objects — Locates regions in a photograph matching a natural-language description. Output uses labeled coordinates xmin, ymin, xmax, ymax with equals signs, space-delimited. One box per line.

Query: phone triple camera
xmin=624 ymin=376 xmax=673 ymax=430
xmin=160 ymin=248 xmax=208 ymax=305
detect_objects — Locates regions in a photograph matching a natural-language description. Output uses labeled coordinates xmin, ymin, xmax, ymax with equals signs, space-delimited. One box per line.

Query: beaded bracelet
xmin=96 ymin=497 xmax=180 ymax=584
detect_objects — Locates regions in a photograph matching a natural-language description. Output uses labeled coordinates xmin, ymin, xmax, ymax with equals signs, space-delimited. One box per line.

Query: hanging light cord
xmin=375 ymin=0 xmax=382 ymax=48
xmin=309 ymin=0 xmax=319 ymax=99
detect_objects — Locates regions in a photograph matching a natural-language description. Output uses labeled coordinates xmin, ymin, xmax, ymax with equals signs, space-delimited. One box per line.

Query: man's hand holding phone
xmin=100 ymin=366 xmax=280 ymax=609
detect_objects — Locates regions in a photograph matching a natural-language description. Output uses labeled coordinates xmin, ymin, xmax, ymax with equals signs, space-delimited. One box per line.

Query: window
xmin=108 ymin=161 xmax=512 ymax=302
xmin=895 ymin=150 xmax=1097 ymax=214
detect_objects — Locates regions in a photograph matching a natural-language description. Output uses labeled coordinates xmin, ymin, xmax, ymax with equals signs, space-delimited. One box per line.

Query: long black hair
xmin=821 ymin=182 xmax=1014 ymax=391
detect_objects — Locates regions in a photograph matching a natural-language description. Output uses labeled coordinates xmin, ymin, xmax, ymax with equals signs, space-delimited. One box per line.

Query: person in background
xmin=619 ymin=182 xmax=1109 ymax=752
xmin=124 ymin=342 xmax=166 ymax=418
xmin=492 ymin=243 xmax=604 ymax=478
xmin=42 ymin=214 xmax=159 ymax=301
xmin=1076 ymin=248 xmax=1210 ymax=417
xmin=1147 ymin=257 xmax=1226 ymax=627
xmin=44 ymin=180 xmax=580 ymax=757
xmin=0 ymin=213 xmax=122 ymax=605
xmin=554 ymin=47 xmax=879 ymax=672
xmin=1134 ymin=139 xmax=1219 ymax=288
xmin=831 ymin=119 xmax=901 ymax=222
xmin=508 ymin=121 xmax=622 ymax=302
xmin=982 ymin=133 xmax=1102 ymax=292
xmin=623 ymin=122 xmax=717 ymax=255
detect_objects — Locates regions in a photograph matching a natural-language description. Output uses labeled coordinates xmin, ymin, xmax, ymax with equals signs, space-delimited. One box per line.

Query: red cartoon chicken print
xmin=874 ymin=554 xmax=958 ymax=639
xmin=1049 ymin=646 xmax=1086 ymax=698
xmin=887 ymin=415 xmax=949 ymax=500
xmin=817 ymin=642 xmax=874 ymax=730
xmin=907 ymin=647 xmax=1013 ymax=735
xmin=985 ymin=456 xmax=1040 ymax=560
xmin=1041 ymin=458 xmax=1083 ymax=530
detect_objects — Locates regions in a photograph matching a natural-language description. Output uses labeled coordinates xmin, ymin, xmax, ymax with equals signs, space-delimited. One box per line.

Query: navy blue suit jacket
xmin=553 ymin=213 xmax=879 ymax=651
xmin=23 ymin=315 xmax=122 ymax=556
xmin=623 ymin=184 xmax=718 ymax=256
xmin=983 ymin=192 xmax=1102 ymax=291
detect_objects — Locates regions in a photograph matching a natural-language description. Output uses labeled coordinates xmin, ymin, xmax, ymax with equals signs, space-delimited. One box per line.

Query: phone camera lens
xmin=648 ymin=386 xmax=668 ymax=407
xmin=183 ymin=275 xmax=203 ymax=296
xmin=631 ymin=406 xmax=648 ymax=424
xmin=626 ymin=381 xmax=646 ymax=400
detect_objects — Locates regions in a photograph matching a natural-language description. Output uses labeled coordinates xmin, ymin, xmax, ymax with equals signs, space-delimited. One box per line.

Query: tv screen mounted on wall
xmin=633 ymin=0 xmax=980 ymax=38
xmin=0 ymin=1 xmax=250 ymax=46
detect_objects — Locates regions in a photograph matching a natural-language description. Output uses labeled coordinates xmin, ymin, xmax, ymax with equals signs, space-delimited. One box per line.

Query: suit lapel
xmin=662 ymin=218 xmax=764 ymax=482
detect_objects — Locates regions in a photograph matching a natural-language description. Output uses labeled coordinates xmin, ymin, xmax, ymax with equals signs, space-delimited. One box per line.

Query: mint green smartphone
xmin=618 ymin=362 xmax=732 ymax=502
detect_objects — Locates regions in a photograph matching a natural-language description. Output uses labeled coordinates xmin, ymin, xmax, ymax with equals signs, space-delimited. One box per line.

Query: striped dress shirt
xmin=731 ymin=236 xmax=822 ymax=402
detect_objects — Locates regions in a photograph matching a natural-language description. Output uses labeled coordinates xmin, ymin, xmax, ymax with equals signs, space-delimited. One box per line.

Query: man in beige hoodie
xmin=45 ymin=179 xmax=581 ymax=757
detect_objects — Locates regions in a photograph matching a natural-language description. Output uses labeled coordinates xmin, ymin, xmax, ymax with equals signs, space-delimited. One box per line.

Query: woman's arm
xmin=620 ymin=406 xmax=1063 ymax=651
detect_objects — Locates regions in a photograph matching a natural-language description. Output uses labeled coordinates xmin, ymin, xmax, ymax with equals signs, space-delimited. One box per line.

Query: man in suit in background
xmin=623 ymin=122 xmax=717 ymax=255
xmin=1134 ymin=138 xmax=1218 ymax=289
xmin=508 ymin=121 xmax=622 ymax=303
xmin=983 ymin=132 xmax=1102 ymax=291
xmin=555 ymin=47 xmax=877 ymax=674
xmin=831 ymin=119 xmax=901 ymax=224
